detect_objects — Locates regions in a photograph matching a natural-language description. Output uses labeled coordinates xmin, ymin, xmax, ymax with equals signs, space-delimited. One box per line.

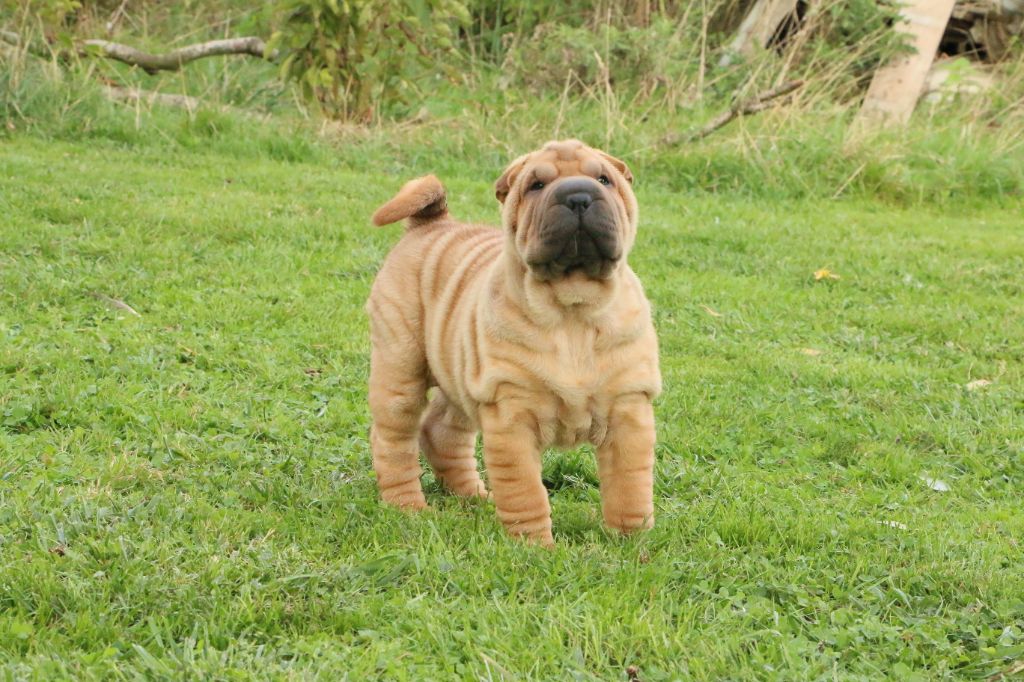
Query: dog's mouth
xmin=526 ymin=203 xmax=622 ymax=281
xmin=527 ymin=245 xmax=619 ymax=281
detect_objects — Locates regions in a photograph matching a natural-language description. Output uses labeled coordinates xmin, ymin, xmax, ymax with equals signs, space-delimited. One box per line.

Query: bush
xmin=268 ymin=0 xmax=470 ymax=121
xmin=493 ymin=0 xmax=910 ymax=108
xmin=499 ymin=18 xmax=695 ymax=95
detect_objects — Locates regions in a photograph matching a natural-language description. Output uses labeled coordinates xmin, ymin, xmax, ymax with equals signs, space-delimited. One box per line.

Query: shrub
xmin=268 ymin=0 xmax=470 ymax=121
xmin=499 ymin=18 xmax=696 ymax=97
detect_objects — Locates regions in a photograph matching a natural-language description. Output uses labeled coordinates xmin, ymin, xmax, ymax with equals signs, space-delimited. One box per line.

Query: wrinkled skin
xmin=366 ymin=140 xmax=660 ymax=545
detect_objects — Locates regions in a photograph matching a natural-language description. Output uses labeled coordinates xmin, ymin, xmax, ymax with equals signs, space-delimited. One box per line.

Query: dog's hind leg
xmin=368 ymin=336 xmax=429 ymax=510
xmin=420 ymin=393 xmax=487 ymax=498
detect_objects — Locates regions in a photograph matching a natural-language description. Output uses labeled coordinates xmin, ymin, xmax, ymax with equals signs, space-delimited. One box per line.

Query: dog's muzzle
xmin=526 ymin=178 xmax=622 ymax=281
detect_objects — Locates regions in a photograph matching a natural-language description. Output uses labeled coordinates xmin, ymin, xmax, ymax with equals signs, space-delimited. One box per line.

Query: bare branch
xmin=102 ymin=85 xmax=202 ymax=110
xmin=664 ymin=79 xmax=805 ymax=145
xmin=100 ymin=86 xmax=264 ymax=118
xmin=80 ymin=36 xmax=275 ymax=73
xmin=1 ymin=30 xmax=276 ymax=73
xmin=1 ymin=29 xmax=50 ymax=59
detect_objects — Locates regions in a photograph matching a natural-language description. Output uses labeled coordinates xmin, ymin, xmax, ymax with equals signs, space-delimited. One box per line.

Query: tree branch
xmin=664 ymin=79 xmax=805 ymax=145
xmin=81 ymin=36 xmax=275 ymax=73
xmin=101 ymin=85 xmax=202 ymax=110
xmin=1 ymin=30 xmax=276 ymax=73
xmin=1 ymin=29 xmax=49 ymax=58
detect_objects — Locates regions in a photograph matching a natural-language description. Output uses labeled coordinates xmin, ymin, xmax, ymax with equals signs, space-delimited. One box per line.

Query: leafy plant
xmin=499 ymin=17 xmax=696 ymax=97
xmin=268 ymin=0 xmax=470 ymax=121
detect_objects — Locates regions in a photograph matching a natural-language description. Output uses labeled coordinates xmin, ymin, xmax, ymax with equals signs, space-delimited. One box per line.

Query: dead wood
xmin=102 ymin=85 xmax=202 ymax=110
xmin=663 ymin=79 xmax=804 ymax=145
xmin=1 ymin=31 xmax=275 ymax=73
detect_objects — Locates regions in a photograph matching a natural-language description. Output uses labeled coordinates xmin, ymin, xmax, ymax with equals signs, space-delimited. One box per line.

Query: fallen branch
xmin=1 ymin=29 xmax=49 ymax=58
xmin=81 ymin=36 xmax=274 ymax=73
xmin=102 ymin=85 xmax=203 ymax=110
xmin=663 ymin=79 xmax=804 ymax=145
xmin=1 ymin=30 xmax=275 ymax=73
xmin=101 ymin=85 xmax=266 ymax=118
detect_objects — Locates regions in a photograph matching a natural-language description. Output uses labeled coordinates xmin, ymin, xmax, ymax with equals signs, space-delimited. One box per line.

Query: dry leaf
xmin=965 ymin=379 xmax=992 ymax=391
xmin=700 ymin=304 xmax=722 ymax=318
xmin=89 ymin=292 xmax=141 ymax=317
xmin=920 ymin=475 xmax=950 ymax=492
xmin=813 ymin=268 xmax=840 ymax=281
xmin=799 ymin=348 xmax=822 ymax=356
xmin=987 ymin=659 xmax=1024 ymax=681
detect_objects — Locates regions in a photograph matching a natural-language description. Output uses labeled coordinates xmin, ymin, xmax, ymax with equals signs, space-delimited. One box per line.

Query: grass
xmin=2 ymin=54 xmax=1024 ymax=677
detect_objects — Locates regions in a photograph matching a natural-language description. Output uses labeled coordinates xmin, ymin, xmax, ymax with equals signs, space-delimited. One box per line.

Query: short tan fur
xmin=365 ymin=140 xmax=661 ymax=545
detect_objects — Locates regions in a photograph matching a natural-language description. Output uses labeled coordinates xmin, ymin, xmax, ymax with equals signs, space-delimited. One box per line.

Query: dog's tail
xmin=372 ymin=175 xmax=448 ymax=229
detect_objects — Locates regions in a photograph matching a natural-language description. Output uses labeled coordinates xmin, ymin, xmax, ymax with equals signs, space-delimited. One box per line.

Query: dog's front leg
xmin=480 ymin=402 xmax=553 ymax=546
xmin=597 ymin=393 xmax=656 ymax=533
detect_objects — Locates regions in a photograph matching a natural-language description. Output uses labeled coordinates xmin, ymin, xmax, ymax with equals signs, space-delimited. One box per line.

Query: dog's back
xmin=367 ymin=177 xmax=501 ymax=409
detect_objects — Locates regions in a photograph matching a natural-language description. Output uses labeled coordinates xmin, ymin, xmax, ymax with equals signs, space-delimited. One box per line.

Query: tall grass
xmin=2 ymin=0 xmax=1023 ymax=204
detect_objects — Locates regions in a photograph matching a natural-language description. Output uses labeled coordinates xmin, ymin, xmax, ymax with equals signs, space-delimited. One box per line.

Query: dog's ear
xmin=495 ymin=154 xmax=529 ymax=203
xmin=599 ymin=151 xmax=634 ymax=185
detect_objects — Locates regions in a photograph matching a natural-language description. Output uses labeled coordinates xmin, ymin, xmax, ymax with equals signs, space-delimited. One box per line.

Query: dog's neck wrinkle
xmin=498 ymin=249 xmax=623 ymax=329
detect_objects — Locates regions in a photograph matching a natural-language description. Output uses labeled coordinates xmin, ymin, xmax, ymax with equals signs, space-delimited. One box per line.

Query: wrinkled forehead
xmin=526 ymin=141 xmax=606 ymax=183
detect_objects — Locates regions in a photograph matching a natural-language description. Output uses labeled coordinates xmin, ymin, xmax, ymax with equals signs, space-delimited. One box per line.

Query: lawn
xmin=1 ymin=131 xmax=1023 ymax=680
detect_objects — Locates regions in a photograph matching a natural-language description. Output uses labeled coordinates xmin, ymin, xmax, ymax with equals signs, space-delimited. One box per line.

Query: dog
xmin=366 ymin=140 xmax=661 ymax=545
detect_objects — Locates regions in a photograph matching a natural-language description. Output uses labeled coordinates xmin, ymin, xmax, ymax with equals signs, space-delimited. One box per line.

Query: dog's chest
xmin=540 ymin=328 xmax=611 ymax=448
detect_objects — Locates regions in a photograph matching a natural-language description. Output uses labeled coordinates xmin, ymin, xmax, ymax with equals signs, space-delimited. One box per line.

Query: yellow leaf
xmin=799 ymin=348 xmax=822 ymax=356
xmin=813 ymin=268 xmax=840 ymax=281
xmin=700 ymin=304 xmax=722 ymax=318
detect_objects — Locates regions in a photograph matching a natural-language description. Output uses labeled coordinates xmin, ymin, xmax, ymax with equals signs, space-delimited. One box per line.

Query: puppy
xmin=366 ymin=140 xmax=661 ymax=545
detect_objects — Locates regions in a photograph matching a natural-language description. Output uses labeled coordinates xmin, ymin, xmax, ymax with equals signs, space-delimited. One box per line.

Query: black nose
xmin=554 ymin=177 xmax=602 ymax=213
xmin=565 ymin=192 xmax=592 ymax=212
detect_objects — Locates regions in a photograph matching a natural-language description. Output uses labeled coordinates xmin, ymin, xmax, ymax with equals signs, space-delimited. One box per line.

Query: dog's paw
xmin=447 ymin=479 xmax=489 ymax=499
xmin=604 ymin=513 xmax=654 ymax=534
xmin=522 ymin=529 xmax=555 ymax=548
xmin=381 ymin=491 xmax=429 ymax=511
xmin=504 ymin=521 xmax=555 ymax=547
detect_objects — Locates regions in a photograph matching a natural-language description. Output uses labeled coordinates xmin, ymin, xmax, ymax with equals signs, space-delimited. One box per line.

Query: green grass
xmin=2 ymin=110 xmax=1023 ymax=680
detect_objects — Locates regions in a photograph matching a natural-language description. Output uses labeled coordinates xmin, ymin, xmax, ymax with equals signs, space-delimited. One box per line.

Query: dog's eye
xmin=529 ymin=181 xmax=545 ymax=192
xmin=597 ymin=175 xmax=611 ymax=186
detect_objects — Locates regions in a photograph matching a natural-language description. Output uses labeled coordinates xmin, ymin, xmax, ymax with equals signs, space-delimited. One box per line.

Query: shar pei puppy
xmin=366 ymin=139 xmax=661 ymax=546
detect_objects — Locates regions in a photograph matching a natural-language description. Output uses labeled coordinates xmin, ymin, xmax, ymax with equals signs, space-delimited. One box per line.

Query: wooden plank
xmin=855 ymin=0 xmax=957 ymax=126
xmin=719 ymin=0 xmax=799 ymax=67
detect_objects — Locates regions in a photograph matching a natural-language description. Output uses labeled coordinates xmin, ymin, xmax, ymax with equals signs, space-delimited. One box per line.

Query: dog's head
xmin=495 ymin=140 xmax=637 ymax=283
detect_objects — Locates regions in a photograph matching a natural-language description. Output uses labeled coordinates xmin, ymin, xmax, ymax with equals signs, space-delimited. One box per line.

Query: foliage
xmin=0 ymin=0 xmax=81 ymax=29
xmin=495 ymin=0 xmax=911 ymax=106
xmin=498 ymin=17 xmax=696 ymax=95
xmin=460 ymin=0 xmax=593 ymax=59
xmin=2 ymin=0 xmax=920 ymax=121
xmin=266 ymin=0 xmax=470 ymax=121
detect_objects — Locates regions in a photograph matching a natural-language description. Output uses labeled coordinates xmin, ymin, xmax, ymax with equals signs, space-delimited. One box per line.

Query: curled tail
xmin=372 ymin=174 xmax=448 ymax=228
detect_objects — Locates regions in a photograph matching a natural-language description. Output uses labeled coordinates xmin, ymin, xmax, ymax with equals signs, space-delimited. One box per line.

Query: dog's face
xmin=496 ymin=140 xmax=638 ymax=283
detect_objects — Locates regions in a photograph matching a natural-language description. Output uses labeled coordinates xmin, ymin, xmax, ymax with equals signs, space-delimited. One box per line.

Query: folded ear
xmin=599 ymin=151 xmax=634 ymax=185
xmin=495 ymin=154 xmax=529 ymax=203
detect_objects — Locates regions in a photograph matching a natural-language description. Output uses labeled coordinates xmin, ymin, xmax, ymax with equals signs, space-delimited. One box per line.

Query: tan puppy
xmin=366 ymin=140 xmax=661 ymax=545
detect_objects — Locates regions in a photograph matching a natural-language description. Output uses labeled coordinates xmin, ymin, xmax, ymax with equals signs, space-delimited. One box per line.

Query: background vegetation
xmin=2 ymin=0 xmax=1023 ymax=202
xmin=2 ymin=0 xmax=1023 ymax=679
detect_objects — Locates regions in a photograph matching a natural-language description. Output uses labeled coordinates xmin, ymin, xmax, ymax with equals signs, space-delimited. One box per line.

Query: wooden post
xmin=854 ymin=0 xmax=957 ymax=126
